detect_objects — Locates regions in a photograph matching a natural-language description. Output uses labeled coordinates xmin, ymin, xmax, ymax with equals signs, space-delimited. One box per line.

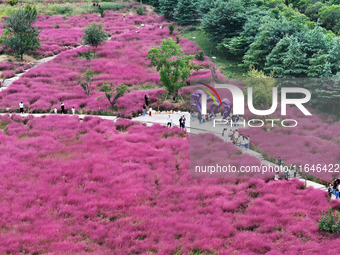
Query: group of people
xmin=166 ymin=115 xmax=186 ymax=129
xmin=222 ymin=128 xmax=250 ymax=149
xmin=92 ymin=2 xmax=102 ymax=9
xmin=328 ymin=179 xmax=340 ymax=199
xmin=19 ymin=102 xmax=75 ymax=115
xmin=197 ymin=113 xmax=211 ymax=124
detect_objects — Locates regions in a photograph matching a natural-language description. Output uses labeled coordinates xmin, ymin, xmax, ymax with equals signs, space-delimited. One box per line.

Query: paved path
xmin=0 ymin=46 xmax=83 ymax=92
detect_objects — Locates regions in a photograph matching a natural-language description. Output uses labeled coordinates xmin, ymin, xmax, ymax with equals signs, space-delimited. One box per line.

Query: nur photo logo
xmin=191 ymin=83 xmax=312 ymax=128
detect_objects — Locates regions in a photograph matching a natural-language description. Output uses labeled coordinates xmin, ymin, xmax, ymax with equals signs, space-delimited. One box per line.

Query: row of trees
xmin=142 ymin=0 xmax=199 ymax=25
xmin=142 ymin=0 xmax=340 ymax=78
xmin=142 ymin=0 xmax=340 ymax=114
xmin=199 ymin=0 xmax=340 ymax=113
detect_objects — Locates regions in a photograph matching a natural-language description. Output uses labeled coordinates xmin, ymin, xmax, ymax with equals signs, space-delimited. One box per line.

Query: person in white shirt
xmin=54 ymin=107 xmax=57 ymax=114
xmin=149 ymin=106 xmax=152 ymax=116
xmin=72 ymin=107 xmax=75 ymax=115
xmin=19 ymin=102 xmax=24 ymax=114
xmin=233 ymin=129 xmax=239 ymax=144
xmin=228 ymin=130 xmax=234 ymax=142
xmin=167 ymin=115 xmax=172 ymax=128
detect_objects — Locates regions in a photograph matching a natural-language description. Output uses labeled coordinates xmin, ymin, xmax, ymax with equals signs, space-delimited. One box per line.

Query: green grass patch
xmin=0 ymin=5 xmax=17 ymax=18
xmin=180 ymin=27 xmax=247 ymax=79
xmin=34 ymin=2 xmax=129 ymax=16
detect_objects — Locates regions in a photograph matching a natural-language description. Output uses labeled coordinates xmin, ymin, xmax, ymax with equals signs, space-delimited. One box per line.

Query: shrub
xmin=8 ymin=0 xmax=18 ymax=6
xmin=136 ymin=7 xmax=144 ymax=15
xmin=319 ymin=207 xmax=340 ymax=233
xmin=168 ymin=24 xmax=174 ymax=35
xmin=195 ymin=51 xmax=204 ymax=61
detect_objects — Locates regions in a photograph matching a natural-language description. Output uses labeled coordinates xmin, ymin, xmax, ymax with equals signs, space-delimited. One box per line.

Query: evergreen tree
xmin=282 ymin=37 xmax=308 ymax=77
xmin=198 ymin=0 xmax=215 ymax=14
xmin=218 ymin=7 xmax=268 ymax=56
xmin=265 ymin=36 xmax=292 ymax=76
xmin=297 ymin=27 xmax=330 ymax=59
xmin=243 ymin=17 xmax=302 ymax=70
xmin=328 ymin=38 xmax=340 ymax=75
xmin=307 ymin=51 xmax=331 ymax=78
xmin=174 ymin=0 xmax=197 ymax=26
xmin=265 ymin=36 xmax=308 ymax=77
xmin=1 ymin=7 xmax=40 ymax=60
xmin=159 ymin=0 xmax=178 ymax=18
xmin=202 ymin=0 xmax=246 ymax=42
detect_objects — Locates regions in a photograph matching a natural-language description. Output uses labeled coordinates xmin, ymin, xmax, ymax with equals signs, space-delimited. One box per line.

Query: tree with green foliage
xmin=147 ymin=38 xmax=192 ymax=98
xmin=198 ymin=0 xmax=216 ymax=14
xmin=174 ymin=0 xmax=198 ymax=26
xmin=243 ymin=17 xmax=302 ymax=70
xmin=82 ymin=22 xmax=107 ymax=54
xmin=159 ymin=0 xmax=178 ymax=18
xmin=218 ymin=7 xmax=268 ymax=56
xmin=319 ymin=5 xmax=340 ymax=34
xmin=265 ymin=36 xmax=308 ymax=77
xmin=244 ymin=67 xmax=276 ymax=118
xmin=282 ymin=38 xmax=309 ymax=77
xmin=78 ymin=69 xmax=95 ymax=96
xmin=100 ymin=82 xmax=128 ymax=109
xmin=328 ymin=38 xmax=340 ymax=75
xmin=0 ymin=7 xmax=40 ymax=60
xmin=304 ymin=2 xmax=323 ymax=21
xmin=202 ymin=0 xmax=246 ymax=42
xmin=307 ymin=51 xmax=331 ymax=77
xmin=168 ymin=24 xmax=174 ymax=35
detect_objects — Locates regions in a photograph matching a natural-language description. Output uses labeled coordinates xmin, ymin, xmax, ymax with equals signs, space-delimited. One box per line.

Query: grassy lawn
xmin=0 ymin=1 xmax=129 ymax=18
xmin=180 ymin=26 xmax=247 ymax=79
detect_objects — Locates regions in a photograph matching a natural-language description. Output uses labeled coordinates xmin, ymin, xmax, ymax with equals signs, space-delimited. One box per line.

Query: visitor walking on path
xmin=233 ymin=129 xmax=239 ymax=144
xmin=72 ymin=107 xmax=75 ymax=115
xmin=149 ymin=106 xmax=152 ymax=116
xmin=198 ymin=112 xmax=202 ymax=124
xmin=61 ymin=102 xmax=65 ymax=114
xmin=182 ymin=115 xmax=186 ymax=129
xmin=54 ymin=107 xmax=57 ymax=114
xmin=275 ymin=156 xmax=283 ymax=180
xmin=144 ymin=94 xmax=149 ymax=107
xmin=328 ymin=184 xmax=333 ymax=198
xmin=142 ymin=104 xmax=146 ymax=116
xmin=19 ymin=102 xmax=24 ymax=114
xmin=167 ymin=115 xmax=172 ymax=128
xmin=179 ymin=116 xmax=183 ymax=129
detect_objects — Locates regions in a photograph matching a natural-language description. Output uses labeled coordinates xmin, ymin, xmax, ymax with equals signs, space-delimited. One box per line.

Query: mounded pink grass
xmin=0 ymin=11 xmax=211 ymax=116
xmin=0 ymin=114 xmax=339 ymax=254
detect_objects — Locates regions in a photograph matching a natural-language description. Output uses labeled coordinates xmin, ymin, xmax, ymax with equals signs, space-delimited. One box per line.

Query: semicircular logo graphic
xmin=196 ymin=83 xmax=222 ymax=105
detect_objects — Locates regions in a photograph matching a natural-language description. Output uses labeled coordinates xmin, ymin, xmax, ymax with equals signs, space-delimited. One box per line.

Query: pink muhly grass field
xmin=0 ymin=11 xmax=213 ymax=116
xmin=240 ymin=106 xmax=340 ymax=181
xmin=0 ymin=114 xmax=339 ymax=254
